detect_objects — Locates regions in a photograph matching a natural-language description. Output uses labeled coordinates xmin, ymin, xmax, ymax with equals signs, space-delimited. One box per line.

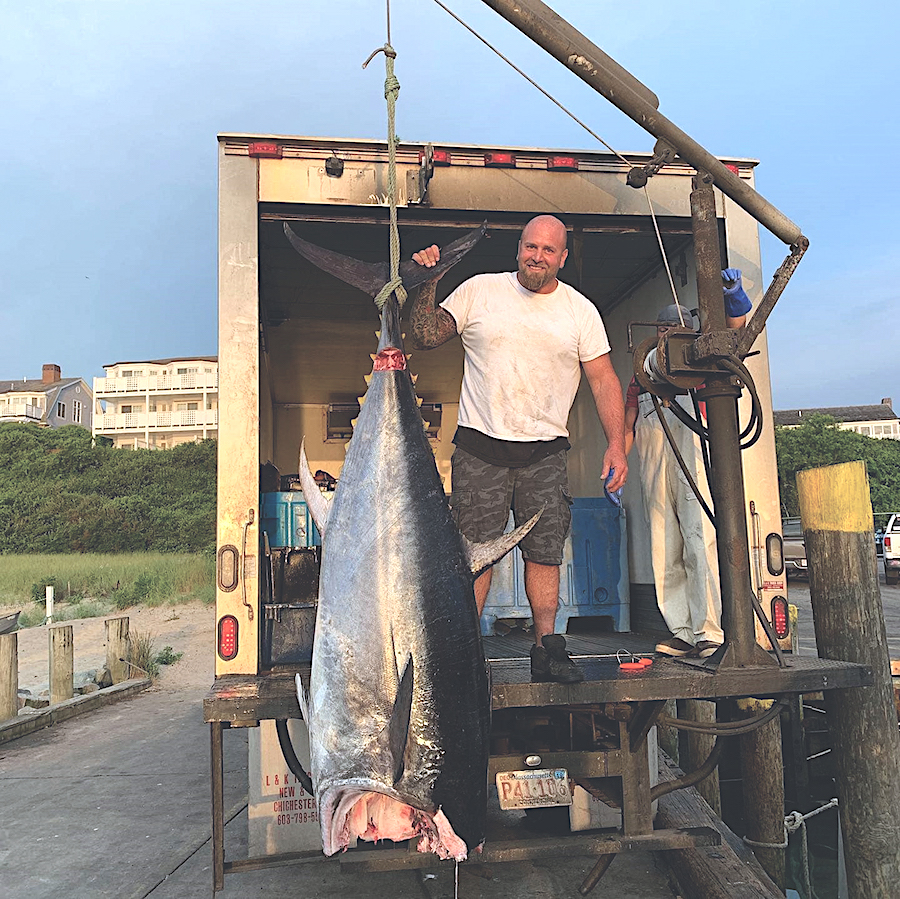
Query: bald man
xmin=411 ymin=215 xmax=627 ymax=684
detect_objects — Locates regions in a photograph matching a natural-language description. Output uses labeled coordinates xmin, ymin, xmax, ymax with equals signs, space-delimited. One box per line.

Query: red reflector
xmin=218 ymin=615 xmax=239 ymax=661
xmin=724 ymin=163 xmax=740 ymax=175
xmin=484 ymin=152 xmax=516 ymax=168
xmin=548 ymin=156 xmax=579 ymax=171
xmin=885 ymin=535 xmax=892 ymax=552
xmin=248 ymin=141 xmax=283 ymax=159
xmin=771 ymin=596 xmax=789 ymax=640
xmin=419 ymin=149 xmax=451 ymax=166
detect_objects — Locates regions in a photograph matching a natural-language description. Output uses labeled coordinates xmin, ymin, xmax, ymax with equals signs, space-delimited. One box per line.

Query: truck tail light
xmin=420 ymin=148 xmax=451 ymax=166
xmin=484 ymin=151 xmax=516 ymax=168
xmin=765 ymin=532 xmax=784 ymax=576
xmin=771 ymin=596 xmax=789 ymax=639
xmin=248 ymin=141 xmax=283 ymax=159
xmin=547 ymin=155 xmax=579 ymax=171
xmin=885 ymin=535 xmax=892 ymax=553
xmin=218 ymin=615 xmax=239 ymax=661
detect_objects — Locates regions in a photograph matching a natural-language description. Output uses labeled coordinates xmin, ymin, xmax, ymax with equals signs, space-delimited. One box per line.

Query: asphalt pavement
xmin=787 ymin=564 xmax=900 ymax=658
xmin=4 ymin=571 xmax=896 ymax=898
xmin=0 ymin=676 xmax=675 ymax=899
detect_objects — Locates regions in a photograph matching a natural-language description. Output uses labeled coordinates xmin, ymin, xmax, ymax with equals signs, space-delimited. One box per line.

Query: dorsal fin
xmin=389 ymin=654 xmax=414 ymax=785
xmin=298 ymin=439 xmax=331 ymax=536
xmin=462 ymin=510 xmax=542 ymax=578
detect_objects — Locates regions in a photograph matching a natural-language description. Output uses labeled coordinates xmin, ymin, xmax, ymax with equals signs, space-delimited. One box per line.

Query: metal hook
xmin=362 ymin=44 xmax=396 ymax=69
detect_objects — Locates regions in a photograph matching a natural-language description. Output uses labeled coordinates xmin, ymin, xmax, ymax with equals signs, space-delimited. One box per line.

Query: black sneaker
xmin=654 ymin=637 xmax=693 ymax=657
xmin=694 ymin=640 xmax=723 ymax=659
xmin=530 ymin=635 xmax=584 ymax=684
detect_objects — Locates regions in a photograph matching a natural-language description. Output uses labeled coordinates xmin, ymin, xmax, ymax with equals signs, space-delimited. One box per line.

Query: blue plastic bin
xmin=261 ymin=492 xmax=321 ymax=548
xmin=480 ymin=498 xmax=629 ymax=635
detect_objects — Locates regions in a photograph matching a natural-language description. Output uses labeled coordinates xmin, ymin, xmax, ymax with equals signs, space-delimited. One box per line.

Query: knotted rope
xmin=363 ymin=42 xmax=407 ymax=309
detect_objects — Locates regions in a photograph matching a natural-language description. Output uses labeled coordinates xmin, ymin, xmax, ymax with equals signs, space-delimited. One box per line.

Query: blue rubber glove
xmin=605 ymin=468 xmax=623 ymax=508
xmin=721 ymin=268 xmax=752 ymax=317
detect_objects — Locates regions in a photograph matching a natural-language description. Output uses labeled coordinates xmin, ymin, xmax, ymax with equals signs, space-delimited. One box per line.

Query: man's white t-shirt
xmin=440 ymin=272 xmax=611 ymax=442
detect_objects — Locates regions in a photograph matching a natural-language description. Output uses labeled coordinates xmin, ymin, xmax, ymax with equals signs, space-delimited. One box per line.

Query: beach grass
xmin=0 ymin=552 xmax=215 ymax=626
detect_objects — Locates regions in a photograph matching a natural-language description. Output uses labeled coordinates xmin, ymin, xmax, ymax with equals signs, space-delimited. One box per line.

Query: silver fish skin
xmin=297 ymin=296 xmax=532 ymax=861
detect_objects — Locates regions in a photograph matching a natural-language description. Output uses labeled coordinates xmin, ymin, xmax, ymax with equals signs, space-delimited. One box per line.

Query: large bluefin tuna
xmin=288 ymin=226 xmax=537 ymax=860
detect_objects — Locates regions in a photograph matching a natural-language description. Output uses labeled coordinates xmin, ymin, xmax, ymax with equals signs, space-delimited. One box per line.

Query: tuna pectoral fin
xmin=389 ymin=655 xmax=414 ymax=785
xmin=463 ymin=510 xmax=542 ymax=578
xmin=298 ymin=440 xmax=331 ymax=536
xmin=295 ymin=673 xmax=310 ymax=724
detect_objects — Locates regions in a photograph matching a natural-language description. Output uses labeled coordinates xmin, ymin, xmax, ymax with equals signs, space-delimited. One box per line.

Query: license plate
xmin=496 ymin=768 xmax=572 ymax=810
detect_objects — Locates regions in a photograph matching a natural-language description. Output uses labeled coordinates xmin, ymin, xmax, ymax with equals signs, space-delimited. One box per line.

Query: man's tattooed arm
xmin=409 ymin=279 xmax=458 ymax=349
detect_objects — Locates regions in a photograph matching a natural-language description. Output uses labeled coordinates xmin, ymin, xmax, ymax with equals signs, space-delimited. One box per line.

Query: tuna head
xmin=295 ymin=297 xmax=538 ymax=861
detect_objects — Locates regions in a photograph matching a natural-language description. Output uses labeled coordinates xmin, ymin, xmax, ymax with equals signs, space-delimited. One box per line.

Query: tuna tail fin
xmin=295 ymin=673 xmax=310 ymax=724
xmin=298 ymin=439 xmax=331 ymax=536
xmin=462 ymin=510 xmax=542 ymax=578
xmin=283 ymin=221 xmax=487 ymax=299
xmin=389 ymin=654 xmax=414 ymax=785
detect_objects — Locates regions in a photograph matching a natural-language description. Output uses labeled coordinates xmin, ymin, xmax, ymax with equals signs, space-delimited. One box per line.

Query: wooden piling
xmin=797 ymin=460 xmax=900 ymax=896
xmin=105 ymin=617 xmax=129 ymax=685
xmin=677 ymin=699 xmax=721 ymax=816
xmin=735 ymin=698 xmax=785 ymax=890
xmin=49 ymin=625 xmax=74 ymax=705
xmin=0 ymin=633 xmax=17 ymax=722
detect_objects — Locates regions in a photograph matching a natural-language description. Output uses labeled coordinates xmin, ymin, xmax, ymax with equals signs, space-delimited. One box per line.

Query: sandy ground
xmin=1 ymin=602 xmax=216 ymax=696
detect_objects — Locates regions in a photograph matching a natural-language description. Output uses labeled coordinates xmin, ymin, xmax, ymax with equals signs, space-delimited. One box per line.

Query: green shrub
xmin=155 ymin=645 xmax=184 ymax=666
xmin=30 ymin=576 xmax=61 ymax=604
xmin=127 ymin=631 xmax=160 ymax=680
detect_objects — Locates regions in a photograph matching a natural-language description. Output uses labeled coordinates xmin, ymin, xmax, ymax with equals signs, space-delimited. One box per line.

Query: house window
xmin=121 ymin=405 xmax=133 ymax=414
xmin=73 ymin=400 xmax=82 ymax=424
xmin=57 ymin=402 xmax=66 ymax=418
xmin=176 ymin=402 xmax=199 ymax=411
xmin=860 ymin=426 xmax=871 ymax=436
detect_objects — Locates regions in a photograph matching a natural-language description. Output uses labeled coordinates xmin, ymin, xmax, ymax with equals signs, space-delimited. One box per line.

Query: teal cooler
xmin=568 ymin=497 xmax=629 ymax=632
xmin=480 ymin=497 xmax=629 ymax=635
xmin=261 ymin=492 xmax=321 ymax=548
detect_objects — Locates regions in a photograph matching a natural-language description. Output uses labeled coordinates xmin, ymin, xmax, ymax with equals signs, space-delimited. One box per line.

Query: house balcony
xmin=93 ymin=373 xmax=219 ymax=396
xmin=0 ymin=404 xmax=43 ymax=422
xmin=95 ymin=410 xmax=219 ymax=432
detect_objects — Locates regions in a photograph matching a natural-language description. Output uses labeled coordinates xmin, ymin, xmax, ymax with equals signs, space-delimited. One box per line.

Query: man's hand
xmin=721 ymin=268 xmax=752 ymax=317
xmin=601 ymin=446 xmax=628 ymax=492
xmin=412 ymin=245 xmax=442 ymax=270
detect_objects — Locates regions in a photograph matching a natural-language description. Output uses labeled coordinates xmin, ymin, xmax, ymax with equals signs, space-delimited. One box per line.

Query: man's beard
xmin=518 ymin=262 xmax=556 ymax=292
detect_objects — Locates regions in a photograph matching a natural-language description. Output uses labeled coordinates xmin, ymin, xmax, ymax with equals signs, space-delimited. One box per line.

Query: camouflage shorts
xmin=449 ymin=446 xmax=573 ymax=566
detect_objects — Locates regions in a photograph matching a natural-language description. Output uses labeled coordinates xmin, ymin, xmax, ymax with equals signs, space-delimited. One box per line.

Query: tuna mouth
xmin=323 ymin=787 xmax=469 ymax=861
xmin=373 ymin=347 xmax=407 ymax=372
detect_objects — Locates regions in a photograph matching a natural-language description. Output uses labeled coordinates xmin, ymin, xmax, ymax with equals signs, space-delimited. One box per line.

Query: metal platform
xmin=203 ymin=631 xmax=871 ymax=894
xmin=203 ymin=632 xmax=872 ymax=724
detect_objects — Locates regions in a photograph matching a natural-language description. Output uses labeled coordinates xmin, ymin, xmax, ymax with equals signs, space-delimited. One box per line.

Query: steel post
xmin=690 ymin=175 xmax=773 ymax=668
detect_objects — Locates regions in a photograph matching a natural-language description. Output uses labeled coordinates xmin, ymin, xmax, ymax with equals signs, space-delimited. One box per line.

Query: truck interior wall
xmin=273 ymin=403 xmax=461 ymax=489
xmin=260 ymin=352 xmax=275 ymax=466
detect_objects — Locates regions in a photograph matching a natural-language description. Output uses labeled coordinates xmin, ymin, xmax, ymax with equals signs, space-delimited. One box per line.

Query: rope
xmin=363 ymin=18 xmax=407 ymax=309
xmin=643 ymin=185 xmax=683 ymax=312
xmin=743 ymin=797 xmax=839 ymax=899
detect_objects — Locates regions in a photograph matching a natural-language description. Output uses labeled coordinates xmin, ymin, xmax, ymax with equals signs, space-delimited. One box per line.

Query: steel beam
xmin=479 ymin=0 xmax=806 ymax=247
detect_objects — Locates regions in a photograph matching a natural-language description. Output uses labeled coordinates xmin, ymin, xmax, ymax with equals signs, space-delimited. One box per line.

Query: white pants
xmin=635 ymin=392 xmax=724 ymax=646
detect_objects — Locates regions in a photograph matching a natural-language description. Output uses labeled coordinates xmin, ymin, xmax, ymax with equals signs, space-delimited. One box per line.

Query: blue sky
xmin=1 ymin=0 xmax=897 ymax=409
